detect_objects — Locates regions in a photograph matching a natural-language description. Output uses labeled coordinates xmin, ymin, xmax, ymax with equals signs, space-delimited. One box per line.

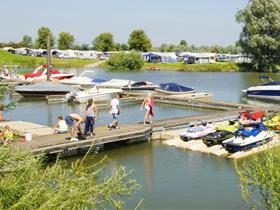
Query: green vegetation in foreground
xmin=235 ymin=146 xmax=280 ymax=209
xmin=0 ymin=50 xmax=95 ymax=68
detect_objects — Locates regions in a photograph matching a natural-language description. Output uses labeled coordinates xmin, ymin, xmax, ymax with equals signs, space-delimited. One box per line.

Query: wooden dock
xmin=0 ymin=121 xmax=152 ymax=156
xmin=123 ymin=91 xmax=257 ymax=110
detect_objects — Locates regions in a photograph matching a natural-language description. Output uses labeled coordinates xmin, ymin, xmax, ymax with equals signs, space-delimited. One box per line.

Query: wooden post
xmin=47 ymin=34 xmax=51 ymax=81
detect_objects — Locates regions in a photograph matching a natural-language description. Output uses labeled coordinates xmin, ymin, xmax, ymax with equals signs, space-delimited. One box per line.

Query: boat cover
xmin=92 ymin=78 xmax=107 ymax=83
xmin=14 ymin=82 xmax=77 ymax=92
xmin=159 ymin=83 xmax=193 ymax=92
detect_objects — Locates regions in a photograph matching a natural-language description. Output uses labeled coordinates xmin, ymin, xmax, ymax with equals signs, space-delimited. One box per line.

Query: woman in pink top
xmin=141 ymin=93 xmax=154 ymax=125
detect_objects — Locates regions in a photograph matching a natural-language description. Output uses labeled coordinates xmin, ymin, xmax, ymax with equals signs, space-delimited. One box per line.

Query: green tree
xmin=106 ymin=52 xmax=144 ymax=70
xmin=160 ymin=43 xmax=168 ymax=52
xmin=21 ymin=35 xmax=33 ymax=48
xmin=179 ymin=40 xmax=188 ymax=47
xmin=167 ymin=44 xmax=176 ymax=52
xmin=92 ymin=32 xmax=114 ymax=52
xmin=81 ymin=44 xmax=89 ymax=50
xmin=235 ymin=146 xmax=280 ymax=209
xmin=58 ymin=32 xmax=75 ymax=50
xmin=128 ymin=29 xmax=152 ymax=52
xmin=35 ymin=27 xmax=55 ymax=49
xmin=114 ymin=43 xmax=122 ymax=51
xmin=236 ymin=0 xmax=280 ymax=71
xmin=121 ymin=43 xmax=128 ymax=51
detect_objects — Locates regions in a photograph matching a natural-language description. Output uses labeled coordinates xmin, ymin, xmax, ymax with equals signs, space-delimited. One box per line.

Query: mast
xmin=47 ymin=34 xmax=51 ymax=81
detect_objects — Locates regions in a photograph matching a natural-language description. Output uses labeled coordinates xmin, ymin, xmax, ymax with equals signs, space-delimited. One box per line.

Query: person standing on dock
xmin=108 ymin=94 xmax=120 ymax=129
xmin=84 ymin=98 xmax=97 ymax=137
xmin=141 ymin=93 xmax=154 ymax=125
xmin=65 ymin=113 xmax=85 ymax=142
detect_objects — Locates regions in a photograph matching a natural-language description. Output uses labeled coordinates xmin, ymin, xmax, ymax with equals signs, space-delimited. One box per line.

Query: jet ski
xmin=180 ymin=122 xmax=216 ymax=141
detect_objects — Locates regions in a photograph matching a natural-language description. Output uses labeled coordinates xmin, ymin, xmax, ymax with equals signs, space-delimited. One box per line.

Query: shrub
xmin=105 ymin=52 xmax=144 ymax=70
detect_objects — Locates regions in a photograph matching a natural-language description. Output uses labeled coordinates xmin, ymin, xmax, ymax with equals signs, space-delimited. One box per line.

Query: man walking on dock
xmin=65 ymin=113 xmax=85 ymax=141
xmin=108 ymin=94 xmax=120 ymax=129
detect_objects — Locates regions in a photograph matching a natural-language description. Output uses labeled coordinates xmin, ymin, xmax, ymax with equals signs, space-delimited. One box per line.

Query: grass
xmin=0 ymin=50 xmax=96 ymax=68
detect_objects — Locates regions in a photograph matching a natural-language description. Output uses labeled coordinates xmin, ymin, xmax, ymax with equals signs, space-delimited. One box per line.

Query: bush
xmin=105 ymin=52 xmax=144 ymax=70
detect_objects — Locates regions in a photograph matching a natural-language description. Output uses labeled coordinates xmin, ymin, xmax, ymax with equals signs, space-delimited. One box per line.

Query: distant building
xmin=143 ymin=52 xmax=177 ymax=63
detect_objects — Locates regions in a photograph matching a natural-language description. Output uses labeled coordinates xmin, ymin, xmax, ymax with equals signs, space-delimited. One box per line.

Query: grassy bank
xmin=0 ymin=50 xmax=96 ymax=68
xmin=145 ymin=62 xmax=249 ymax=72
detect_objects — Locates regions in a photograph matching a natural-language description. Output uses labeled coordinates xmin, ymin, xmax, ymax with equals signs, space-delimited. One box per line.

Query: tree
xmin=106 ymin=52 xmax=145 ymax=70
xmin=58 ymin=32 xmax=75 ymax=50
xmin=121 ymin=43 xmax=128 ymax=51
xmin=35 ymin=27 xmax=55 ymax=49
xmin=128 ymin=29 xmax=152 ymax=52
xmin=235 ymin=146 xmax=280 ymax=209
xmin=114 ymin=43 xmax=122 ymax=51
xmin=166 ymin=44 xmax=176 ymax=52
xmin=21 ymin=35 xmax=33 ymax=48
xmin=92 ymin=32 xmax=114 ymax=52
xmin=160 ymin=43 xmax=168 ymax=52
xmin=179 ymin=40 xmax=188 ymax=47
xmin=236 ymin=0 xmax=280 ymax=71
xmin=81 ymin=44 xmax=89 ymax=50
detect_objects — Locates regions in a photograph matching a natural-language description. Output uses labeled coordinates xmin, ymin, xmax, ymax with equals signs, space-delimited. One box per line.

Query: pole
xmin=47 ymin=34 xmax=51 ymax=81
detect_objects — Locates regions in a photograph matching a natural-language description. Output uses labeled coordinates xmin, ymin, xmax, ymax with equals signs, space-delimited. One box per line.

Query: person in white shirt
xmin=84 ymin=98 xmax=97 ymax=137
xmin=108 ymin=94 xmax=120 ymax=129
xmin=53 ymin=115 xmax=68 ymax=134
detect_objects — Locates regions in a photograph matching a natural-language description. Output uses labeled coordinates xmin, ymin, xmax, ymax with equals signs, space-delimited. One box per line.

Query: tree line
xmin=0 ymin=27 xmax=242 ymax=54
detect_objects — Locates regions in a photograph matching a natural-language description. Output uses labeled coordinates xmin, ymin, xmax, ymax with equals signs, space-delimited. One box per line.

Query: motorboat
xmin=242 ymin=76 xmax=280 ymax=100
xmin=180 ymin=122 xmax=216 ymax=141
xmin=14 ymin=82 xmax=78 ymax=97
xmin=202 ymin=121 xmax=239 ymax=147
xmin=24 ymin=64 xmax=74 ymax=81
xmin=60 ymin=70 xmax=107 ymax=87
xmin=222 ymin=124 xmax=273 ymax=153
xmin=121 ymin=81 xmax=159 ymax=91
xmin=155 ymin=83 xmax=194 ymax=95
xmin=0 ymin=66 xmax=24 ymax=82
xmin=98 ymin=79 xmax=135 ymax=89
xmin=65 ymin=87 xmax=122 ymax=103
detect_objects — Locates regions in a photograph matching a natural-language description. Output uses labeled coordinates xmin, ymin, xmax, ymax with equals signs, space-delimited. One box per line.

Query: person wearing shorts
xmin=65 ymin=113 xmax=84 ymax=141
xmin=108 ymin=94 xmax=120 ymax=129
xmin=141 ymin=93 xmax=154 ymax=125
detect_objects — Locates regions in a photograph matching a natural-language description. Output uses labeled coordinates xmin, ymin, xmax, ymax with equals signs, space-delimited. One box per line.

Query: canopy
xmin=159 ymin=83 xmax=194 ymax=92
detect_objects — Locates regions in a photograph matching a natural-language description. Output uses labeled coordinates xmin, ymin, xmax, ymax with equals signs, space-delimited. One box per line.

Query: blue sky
xmin=0 ymin=0 xmax=248 ymax=46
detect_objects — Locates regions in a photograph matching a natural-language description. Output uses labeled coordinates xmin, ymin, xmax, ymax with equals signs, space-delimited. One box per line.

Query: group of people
xmin=53 ymin=93 xmax=155 ymax=142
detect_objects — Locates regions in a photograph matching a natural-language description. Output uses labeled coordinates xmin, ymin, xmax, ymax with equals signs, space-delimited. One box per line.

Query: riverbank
xmin=0 ymin=50 xmax=96 ymax=68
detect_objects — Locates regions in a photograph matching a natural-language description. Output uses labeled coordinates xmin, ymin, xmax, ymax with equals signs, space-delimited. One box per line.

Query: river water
xmin=5 ymin=68 xmax=280 ymax=209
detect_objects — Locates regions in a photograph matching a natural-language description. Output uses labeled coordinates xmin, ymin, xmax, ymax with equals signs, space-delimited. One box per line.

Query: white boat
xmin=99 ymin=79 xmax=135 ymax=89
xmin=242 ymin=76 xmax=280 ymax=100
xmin=65 ymin=87 xmax=122 ymax=103
xmin=59 ymin=70 xmax=106 ymax=87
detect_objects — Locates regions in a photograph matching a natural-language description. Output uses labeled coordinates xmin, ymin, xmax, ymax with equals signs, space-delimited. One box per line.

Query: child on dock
xmin=108 ymin=94 xmax=120 ymax=129
xmin=141 ymin=93 xmax=154 ymax=125
xmin=65 ymin=114 xmax=85 ymax=142
xmin=1 ymin=126 xmax=15 ymax=145
xmin=53 ymin=115 xmax=68 ymax=134
xmin=84 ymin=98 xmax=97 ymax=137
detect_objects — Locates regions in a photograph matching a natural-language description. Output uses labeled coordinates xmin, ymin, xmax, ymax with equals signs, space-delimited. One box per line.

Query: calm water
xmin=6 ymin=68 xmax=280 ymax=209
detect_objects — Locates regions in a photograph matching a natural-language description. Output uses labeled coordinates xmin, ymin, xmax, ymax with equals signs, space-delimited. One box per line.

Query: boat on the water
xmin=242 ymin=76 xmax=280 ymax=100
xmin=121 ymin=81 xmax=158 ymax=91
xmin=98 ymin=79 xmax=135 ymax=89
xmin=14 ymin=82 xmax=77 ymax=97
xmin=24 ymin=64 xmax=74 ymax=81
xmin=60 ymin=70 xmax=107 ymax=87
xmin=180 ymin=122 xmax=216 ymax=141
xmin=222 ymin=124 xmax=273 ymax=153
xmin=155 ymin=83 xmax=194 ymax=94
xmin=65 ymin=87 xmax=122 ymax=103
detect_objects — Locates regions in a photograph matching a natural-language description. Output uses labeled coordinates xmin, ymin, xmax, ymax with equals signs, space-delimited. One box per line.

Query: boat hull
xmin=155 ymin=88 xmax=195 ymax=95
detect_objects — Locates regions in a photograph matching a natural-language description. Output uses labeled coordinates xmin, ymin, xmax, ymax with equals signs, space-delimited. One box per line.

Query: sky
xmin=0 ymin=0 xmax=248 ymax=47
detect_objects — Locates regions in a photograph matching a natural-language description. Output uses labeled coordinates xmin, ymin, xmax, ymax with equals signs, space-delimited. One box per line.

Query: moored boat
xmin=121 ymin=81 xmax=158 ymax=91
xmin=243 ymin=76 xmax=280 ymax=100
xmin=180 ymin=123 xmax=216 ymax=141
xmin=99 ymin=79 xmax=135 ymax=89
xmin=155 ymin=83 xmax=194 ymax=94
xmin=65 ymin=87 xmax=122 ymax=103
xmin=14 ymin=82 xmax=77 ymax=97
xmin=222 ymin=124 xmax=273 ymax=153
